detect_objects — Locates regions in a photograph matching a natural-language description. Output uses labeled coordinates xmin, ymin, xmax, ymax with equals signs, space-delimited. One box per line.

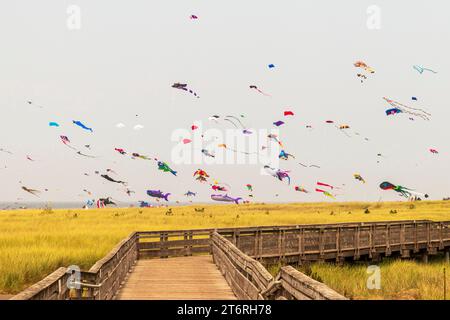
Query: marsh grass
xmin=0 ymin=200 xmax=449 ymax=295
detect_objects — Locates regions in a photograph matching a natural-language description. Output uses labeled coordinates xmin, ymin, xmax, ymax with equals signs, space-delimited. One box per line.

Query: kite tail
xmin=164 ymin=193 xmax=171 ymax=201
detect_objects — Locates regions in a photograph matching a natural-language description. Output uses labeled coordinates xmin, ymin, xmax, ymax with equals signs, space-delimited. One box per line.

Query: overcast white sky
xmin=0 ymin=0 xmax=449 ymax=204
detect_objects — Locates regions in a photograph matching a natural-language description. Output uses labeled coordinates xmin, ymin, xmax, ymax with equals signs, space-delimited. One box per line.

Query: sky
xmin=0 ymin=0 xmax=449 ymax=204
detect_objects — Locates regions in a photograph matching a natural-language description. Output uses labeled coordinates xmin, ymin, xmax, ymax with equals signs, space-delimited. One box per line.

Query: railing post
xmin=319 ymin=228 xmax=324 ymax=261
xmin=385 ymin=224 xmax=391 ymax=256
xmin=336 ymin=227 xmax=342 ymax=263
xmin=414 ymin=222 xmax=419 ymax=253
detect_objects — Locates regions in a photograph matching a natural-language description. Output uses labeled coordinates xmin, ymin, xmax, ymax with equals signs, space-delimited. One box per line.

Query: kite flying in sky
xmin=413 ymin=65 xmax=437 ymax=74
xmin=379 ymin=181 xmax=429 ymax=199
xmin=249 ymin=85 xmax=270 ymax=96
xmin=264 ymin=165 xmax=291 ymax=185
xmin=273 ymin=121 xmax=285 ymax=127
xmin=101 ymin=174 xmax=127 ymax=185
xmin=21 ymin=186 xmax=41 ymax=197
xmin=73 ymin=120 xmax=93 ymax=132
xmin=157 ymin=161 xmax=177 ymax=176
xmin=315 ymin=188 xmax=335 ymax=199
xmin=353 ymin=174 xmax=366 ymax=184
xmin=294 ymin=186 xmax=309 ymax=193
xmin=147 ymin=190 xmax=171 ymax=201
xmin=267 ymin=134 xmax=283 ymax=147
xmin=354 ymin=60 xmax=375 ymax=83
xmin=279 ymin=150 xmax=295 ymax=160
xmin=383 ymin=97 xmax=431 ymax=120
xmin=172 ymin=83 xmax=200 ymax=98
xmin=194 ymin=169 xmax=210 ymax=182
xmin=211 ymin=194 xmax=242 ymax=204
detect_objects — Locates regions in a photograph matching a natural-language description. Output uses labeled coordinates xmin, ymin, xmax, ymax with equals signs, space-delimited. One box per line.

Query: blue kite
xmin=73 ymin=120 xmax=93 ymax=132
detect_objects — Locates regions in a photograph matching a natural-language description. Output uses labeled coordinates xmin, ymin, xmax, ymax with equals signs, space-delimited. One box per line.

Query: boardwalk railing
xmin=211 ymin=232 xmax=347 ymax=300
xmin=10 ymin=220 xmax=450 ymax=300
xmin=211 ymin=232 xmax=273 ymax=299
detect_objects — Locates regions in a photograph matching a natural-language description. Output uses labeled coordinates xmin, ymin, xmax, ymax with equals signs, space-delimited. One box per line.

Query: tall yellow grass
xmin=0 ymin=200 xmax=449 ymax=296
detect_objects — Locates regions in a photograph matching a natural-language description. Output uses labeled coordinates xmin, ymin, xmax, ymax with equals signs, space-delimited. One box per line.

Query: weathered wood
xmin=116 ymin=256 xmax=236 ymax=300
xmin=277 ymin=266 xmax=348 ymax=300
xmin=13 ymin=220 xmax=450 ymax=300
xmin=10 ymin=268 xmax=70 ymax=300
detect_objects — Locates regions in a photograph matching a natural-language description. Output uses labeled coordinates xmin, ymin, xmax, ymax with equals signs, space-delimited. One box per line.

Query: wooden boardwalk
xmin=116 ymin=256 xmax=236 ymax=300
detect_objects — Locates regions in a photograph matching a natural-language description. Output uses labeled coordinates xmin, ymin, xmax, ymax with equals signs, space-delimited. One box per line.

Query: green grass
xmin=0 ymin=200 xmax=449 ymax=296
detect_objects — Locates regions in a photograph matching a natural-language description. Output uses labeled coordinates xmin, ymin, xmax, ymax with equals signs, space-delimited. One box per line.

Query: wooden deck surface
xmin=116 ymin=256 xmax=236 ymax=300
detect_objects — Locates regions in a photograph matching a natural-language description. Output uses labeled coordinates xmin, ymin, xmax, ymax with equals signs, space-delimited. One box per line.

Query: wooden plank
xmin=116 ymin=256 xmax=236 ymax=300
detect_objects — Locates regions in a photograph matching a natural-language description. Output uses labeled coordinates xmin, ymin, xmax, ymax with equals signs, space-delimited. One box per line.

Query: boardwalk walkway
xmin=116 ymin=256 xmax=236 ymax=300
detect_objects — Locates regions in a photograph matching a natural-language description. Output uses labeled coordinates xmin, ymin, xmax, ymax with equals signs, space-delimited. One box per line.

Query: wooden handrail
xmin=10 ymin=220 xmax=450 ymax=300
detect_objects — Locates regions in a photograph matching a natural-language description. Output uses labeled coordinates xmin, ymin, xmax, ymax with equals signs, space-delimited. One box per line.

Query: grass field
xmin=0 ymin=200 xmax=449 ymax=297
xmin=267 ymin=255 xmax=449 ymax=300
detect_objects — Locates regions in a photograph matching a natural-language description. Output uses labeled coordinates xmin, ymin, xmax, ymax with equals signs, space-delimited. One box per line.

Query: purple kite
xmin=211 ymin=194 xmax=242 ymax=204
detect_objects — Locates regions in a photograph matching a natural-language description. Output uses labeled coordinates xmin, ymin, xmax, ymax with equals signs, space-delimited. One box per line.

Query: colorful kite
xmin=72 ymin=120 xmax=93 ymax=132
xmin=386 ymin=108 xmax=403 ymax=116
xmin=279 ymin=150 xmax=295 ymax=160
xmin=354 ymin=61 xmax=375 ymax=83
xmin=211 ymin=194 xmax=242 ymax=204
xmin=317 ymin=182 xmax=335 ymax=189
xmin=383 ymin=97 xmax=431 ymax=120
xmin=353 ymin=174 xmax=366 ymax=184
xmin=114 ymin=148 xmax=127 ymax=155
xmin=379 ymin=181 xmax=428 ymax=199
xmin=264 ymin=165 xmax=291 ymax=185
xmin=267 ymin=134 xmax=283 ymax=147
xmin=172 ymin=83 xmax=200 ymax=98
xmin=147 ymin=190 xmax=171 ymax=201
xmin=131 ymin=153 xmax=153 ymax=160
xmin=97 ymin=197 xmax=116 ymax=208
xmin=211 ymin=184 xmax=228 ymax=192
xmin=246 ymin=184 xmax=253 ymax=192
xmin=294 ymin=186 xmax=309 ymax=193
xmin=194 ymin=169 xmax=210 ymax=182
xmin=429 ymin=148 xmax=438 ymax=154
xmin=49 ymin=122 xmax=59 ymax=127
xmin=284 ymin=111 xmax=294 ymax=116
xmin=157 ymin=161 xmax=177 ymax=176
xmin=60 ymin=135 xmax=77 ymax=150
xmin=315 ymin=188 xmax=335 ymax=199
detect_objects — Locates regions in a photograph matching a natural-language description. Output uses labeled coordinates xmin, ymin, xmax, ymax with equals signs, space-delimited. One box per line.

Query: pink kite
xmin=429 ymin=149 xmax=438 ymax=154
xmin=182 ymin=139 xmax=192 ymax=144
xmin=191 ymin=125 xmax=198 ymax=130
xmin=317 ymin=182 xmax=334 ymax=189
